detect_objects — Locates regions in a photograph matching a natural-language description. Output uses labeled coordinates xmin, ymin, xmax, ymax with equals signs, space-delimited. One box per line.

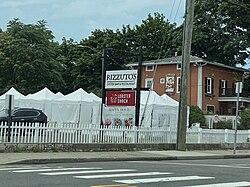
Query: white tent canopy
xmin=161 ymin=94 xmax=179 ymax=106
xmin=56 ymin=88 xmax=94 ymax=102
xmin=0 ymin=87 xmax=25 ymax=100
xmin=25 ymin=87 xmax=57 ymax=100
xmin=0 ymin=87 xmax=184 ymax=128
xmin=138 ymin=91 xmax=179 ymax=128
xmin=0 ymin=87 xmax=26 ymax=110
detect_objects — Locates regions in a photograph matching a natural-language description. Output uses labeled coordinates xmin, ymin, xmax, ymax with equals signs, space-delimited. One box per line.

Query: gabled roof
xmin=127 ymin=55 xmax=247 ymax=72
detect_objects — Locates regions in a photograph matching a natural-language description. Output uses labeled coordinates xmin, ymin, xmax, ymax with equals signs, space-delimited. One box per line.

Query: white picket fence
xmin=0 ymin=121 xmax=250 ymax=144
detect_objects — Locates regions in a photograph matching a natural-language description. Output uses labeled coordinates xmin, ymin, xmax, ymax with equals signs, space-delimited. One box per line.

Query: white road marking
xmin=40 ymin=169 xmax=136 ymax=176
xmin=12 ymin=167 xmax=102 ymax=173
xmin=181 ymin=181 xmax=250 ymax=187
xmin=114 ymin=176 xmax=214 ymax=184
xmin=0 ymin=167 xmax=50 ymax=171
xmin=130 ymin=161 xmax=250 ymax=169
xmin=74 ymin=172 xmax=172 ymax=179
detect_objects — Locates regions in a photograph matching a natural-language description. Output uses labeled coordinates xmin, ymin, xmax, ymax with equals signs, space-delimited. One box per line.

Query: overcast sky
xmin=0 ymin=0 xmax=185 ymax=42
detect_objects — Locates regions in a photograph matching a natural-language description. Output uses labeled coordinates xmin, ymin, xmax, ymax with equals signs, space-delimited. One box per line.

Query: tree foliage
xmin=189 ymin=105 xmax=206 ymax=127
xmin=192 ymin=0 xmax=250 ymax=66
xmin=239 ymin=108 xmax=250 ymax=130
xmin=0 ymin=19 xmax=65 ymax=95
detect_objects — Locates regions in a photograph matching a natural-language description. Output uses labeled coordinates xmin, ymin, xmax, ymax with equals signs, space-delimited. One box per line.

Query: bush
xmin=213 ymin=120 xmax=232 ymax=129
xmin=189 ymin=105 xmax=205 ymax=127
xmin=239 ymin=109 xmax=250 ymax=130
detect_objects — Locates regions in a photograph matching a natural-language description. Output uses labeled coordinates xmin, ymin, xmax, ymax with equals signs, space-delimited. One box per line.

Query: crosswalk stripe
xmin=12 ymin=167 xmax=102 ymax=173
xmin=40 ymin=169 xmax=136 ymax=176
xmin=114 ymin=176 xmax=214 ymax=184
xmin=74 ymin=172 xmax=172 ymax=179
xmin=0 ymin=167 xmax=50 ymax=171
xmin=181 ymin=181 xmax=250 ymax=187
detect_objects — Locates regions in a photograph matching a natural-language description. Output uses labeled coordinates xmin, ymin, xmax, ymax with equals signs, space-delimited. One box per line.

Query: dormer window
xmin=146 ymin=65 xmax=154 ymax=71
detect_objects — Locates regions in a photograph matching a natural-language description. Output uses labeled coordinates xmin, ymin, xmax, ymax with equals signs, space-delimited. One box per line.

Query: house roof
xmin=127 ymin=55 xmax=247 ymax=72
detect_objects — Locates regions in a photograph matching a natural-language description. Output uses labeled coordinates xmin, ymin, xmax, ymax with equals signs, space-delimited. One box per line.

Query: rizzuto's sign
xmin=105 ymin=70 xmax=137 ymax=89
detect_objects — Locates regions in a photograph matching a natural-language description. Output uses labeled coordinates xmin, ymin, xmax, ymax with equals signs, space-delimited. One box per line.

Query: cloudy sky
xmin=0 ymin=0 xmax=185 ymax=42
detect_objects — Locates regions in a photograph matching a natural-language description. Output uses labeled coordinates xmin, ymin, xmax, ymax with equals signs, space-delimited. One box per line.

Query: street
xmin=0 ymin=158 xmax=250 ymax=187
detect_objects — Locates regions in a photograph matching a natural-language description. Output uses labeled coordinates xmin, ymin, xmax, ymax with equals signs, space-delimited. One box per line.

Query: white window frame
xmin=176 ymin=77 xmax=181 ymax=93
xmin=206 ymin=77 xmax=212 ymax=94
xmin=206 ymin=105 xmax=215 ymax=114
xmin=146 ymin=65 xmax=154 ymax=72
xmin=145 ymin=78 xmax=153 ymax=90
xmin=177 ymin=63 xmax=181 ymax=70
xmin=221 ymin=80 xmax=226 ymax=95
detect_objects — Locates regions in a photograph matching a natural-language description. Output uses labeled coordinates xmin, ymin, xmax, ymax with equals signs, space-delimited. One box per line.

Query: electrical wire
xmin=169 ymin=0 xmax=176 ymax=22
xmin=174 ymin=0 xmax=183 ymax=23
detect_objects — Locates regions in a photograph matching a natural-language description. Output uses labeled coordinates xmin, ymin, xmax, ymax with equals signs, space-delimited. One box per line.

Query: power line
xmin=169 ymin=0 xmax=176 ymax=22
xmin=174 ymin=0 xmax=183 ymax=23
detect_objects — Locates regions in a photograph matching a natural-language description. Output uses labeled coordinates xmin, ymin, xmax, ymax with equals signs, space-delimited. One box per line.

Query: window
xmin=145 ymin=78 xmax=153 ymax=89
xmin=205 ymin=77 xmax=214 ymax=95
xmin=146 ymin=65 xmax=154 ymax=71
xmin=219 ymin=80 xmax=227 ymax=96
xmin=176 ymin=77 xmax=181 ymax=93
xmin=177 ymin=63 xmax=181 ymax=70
xmin=206 ymin=105 xmax=215 ymax=114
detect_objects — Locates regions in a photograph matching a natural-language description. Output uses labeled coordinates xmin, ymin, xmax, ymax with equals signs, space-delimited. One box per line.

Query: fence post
xmin=89 ymin=124 xmax=93 ymax=143
xmin=224 ymin=129 xmax=228 ymax=143
xmin=132 ymin=126 xmax=137 ymax=143
xmin=34 ymin=123 xmax=39 ymax=143
xmin=248 ymin=130 xmax=250 ymax=142
xmin=198 ymin=128 xmax=202 ymax=143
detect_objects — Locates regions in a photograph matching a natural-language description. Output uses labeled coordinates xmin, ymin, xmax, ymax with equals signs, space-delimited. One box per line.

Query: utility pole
xmin=101 ymin=49 xmax=107 ymax=126
xmin=176 ymin=0 xmax=195 ymax=151
xmin=135 ymin=46 xmax=142 ymax=127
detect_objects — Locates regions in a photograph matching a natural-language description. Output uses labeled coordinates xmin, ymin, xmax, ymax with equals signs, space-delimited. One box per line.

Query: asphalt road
xmin=1 ymin=158 xmax=250 ymax=187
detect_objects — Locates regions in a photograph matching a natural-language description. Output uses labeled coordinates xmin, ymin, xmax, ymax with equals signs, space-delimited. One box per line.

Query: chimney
xmin=175 ymin=52 xmax=178 ymax=56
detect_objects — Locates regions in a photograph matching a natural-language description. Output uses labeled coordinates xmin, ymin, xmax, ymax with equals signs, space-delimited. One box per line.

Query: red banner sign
xmin=106 ymin=91 xmax=135 ymax=106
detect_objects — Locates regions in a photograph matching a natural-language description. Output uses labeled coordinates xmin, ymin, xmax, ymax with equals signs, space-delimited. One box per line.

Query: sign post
xmin=5 ymin=94 xmax=14 ymax=142
xmin=234 ymin=82 xmax=242 ymax=154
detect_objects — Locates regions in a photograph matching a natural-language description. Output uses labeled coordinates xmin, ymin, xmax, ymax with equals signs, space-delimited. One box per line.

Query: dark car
xmin=0 ymin=107 xmax=47 ymax=123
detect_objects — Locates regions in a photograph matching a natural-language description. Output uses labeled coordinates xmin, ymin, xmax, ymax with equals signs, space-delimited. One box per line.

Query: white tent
xmin=138 ymin=91 xmax=179 ymax=128
xmin=56 ymin=88 xmax=93 ymax=101
xmin=0 ymin=87 xmax=26 ymax=110
xmin=55 ymin=92 xmax=64 ymax=99
xmin=160 ymin=94 xmax=179 ymax=106
xmin=89 ymin=92 xmax=101 ymax=101
xmin=17 ymin=88 xmax=58 ymax=121
xmin=25 ymin=87 xmax=57 ymax=100
xmin=161 ymin=93 xmax=190 ymax=128
xmin=51 ymin=88 xmax=101 ymax=124
xmin=103 ymin=90 xmax=179 ymax=128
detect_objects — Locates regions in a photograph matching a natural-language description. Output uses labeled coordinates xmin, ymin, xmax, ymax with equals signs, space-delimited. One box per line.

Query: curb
xmin=4 ymin=154 xmax=250 ymax=165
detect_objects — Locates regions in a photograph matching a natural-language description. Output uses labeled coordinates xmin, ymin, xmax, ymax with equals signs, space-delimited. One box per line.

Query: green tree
xmin=122 ymin=13 xmax=179 ymax=60
xmin=0 ymin=19 xmax=65 ymax=95
xmin=239 ymin=108 xmax=250 ymax=130
xmin=59 ymin=38 xmax=79 ymax=94
xmin=192 ymin=0 xmax=250 ymax=66
xmin=189 ymin=105 xmax=206 ymax=127
xmin=243 ymin=74 xmax=250 ymax=93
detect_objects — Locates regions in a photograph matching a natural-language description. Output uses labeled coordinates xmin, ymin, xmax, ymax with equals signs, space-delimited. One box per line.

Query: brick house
xmin=127 ymin=55 xmax=250 ymax=115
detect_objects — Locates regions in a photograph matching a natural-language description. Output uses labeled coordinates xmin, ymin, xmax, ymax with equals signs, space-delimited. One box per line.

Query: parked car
xmin=0 ymin=107 xmax=47 ymax=123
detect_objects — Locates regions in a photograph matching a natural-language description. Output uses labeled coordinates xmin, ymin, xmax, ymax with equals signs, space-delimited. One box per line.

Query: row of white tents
xmin=0 ymin=87 xmax=182 ymax=128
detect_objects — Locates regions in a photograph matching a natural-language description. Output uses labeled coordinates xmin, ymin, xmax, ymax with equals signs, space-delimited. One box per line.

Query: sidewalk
xmin=1 ymin=149 xmax=250 ymax=165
